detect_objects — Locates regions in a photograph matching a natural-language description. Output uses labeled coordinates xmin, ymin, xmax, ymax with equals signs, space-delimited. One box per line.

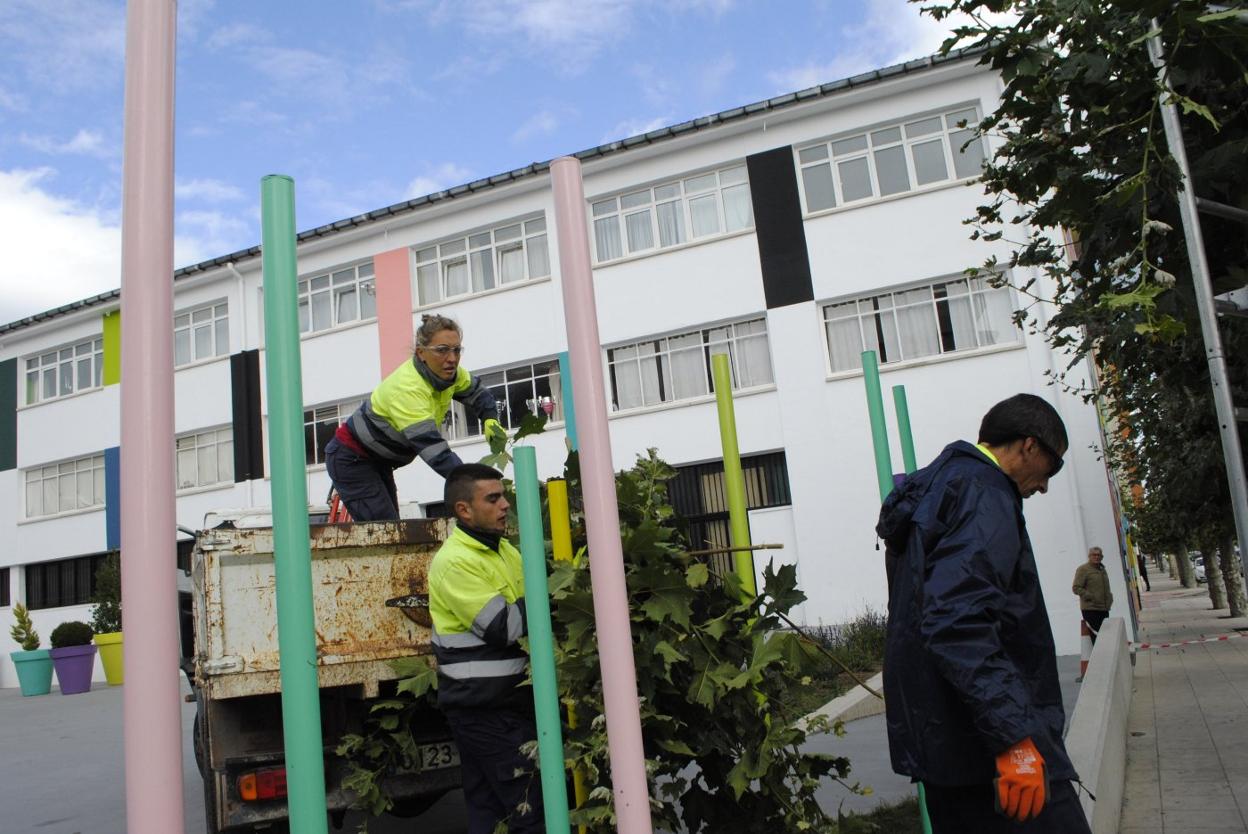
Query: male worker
xmin=876 ymin=394 xmax=1091 ymax=833
xmin=428 ymin=464 xmax=543 ymax=833
xmin=1072 ymin=546 xmax=1114 ymax=643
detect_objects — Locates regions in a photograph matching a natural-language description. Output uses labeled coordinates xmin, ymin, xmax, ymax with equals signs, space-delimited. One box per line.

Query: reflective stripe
xmin=418 ymin=440 xmax=450 ymax=463
xmin=506 ymin=603 xmax=524 ymax=642
xmin=472 ymin=595 xmax=507 ymax=638
xmin=431 ymin=628 xmax=487 ymax=649
xmin=401 ymin=418 xmax=439 ymax=441
xmin=437 ymin=657 xmax=528 ymax=679
xmin=350 ymin=409 xmax=404 ymax=461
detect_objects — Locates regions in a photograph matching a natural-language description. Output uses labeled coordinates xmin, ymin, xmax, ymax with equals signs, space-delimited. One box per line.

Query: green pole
xmin=711 ymin=353 xmax=757 ymax=597
xmin=892 ymin=385 xmax=918 ymax=474
xmin=513 ymin=446 xmax=571 ymax=834
xmin=260 ymin=175 xmax=328 ymax=834
xmin=861 ymin=351 xmax=894 ymax=500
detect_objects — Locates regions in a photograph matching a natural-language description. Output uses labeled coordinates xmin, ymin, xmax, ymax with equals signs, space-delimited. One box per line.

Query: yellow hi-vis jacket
xmin=345 ymin=359 xmax=497 ymax=477
xmin=428 ymin=525 xmax=529 ymax=710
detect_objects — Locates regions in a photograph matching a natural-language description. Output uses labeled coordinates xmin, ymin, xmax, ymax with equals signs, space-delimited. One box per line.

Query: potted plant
xmin=90 ymin=551 xmax=124 ymax=685
xmin=50 ymin=620 xmax=97 ymax=695
xmin=8 ymin=602 xmax=53 ymax=696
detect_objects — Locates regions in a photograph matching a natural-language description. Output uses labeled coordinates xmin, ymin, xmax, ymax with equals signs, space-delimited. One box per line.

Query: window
xmin=298 ymin=261 xmax=376 ymax=334
xmin=607 ymin=318 xmax=773 ymax=412
xmin=1 ymin=567 xmax=9 ymax=608
xmin=304 ymin=398 xmax=363 ymax=467
xmin=823 ymin=275 xmax=1018 ymax=373
xmin=668 ymin=452 xmax=792 ymax=580
xmin=176 ymin=428 xmax=234 ymax=490
xmin=447 ymin=358 xmax=564 ymax=440
xmin=24 ymin=454 xmax=106 ymax=518
xmin=592 ymin=165 xmax=753 ymax=262
xmin=24 ymin=553 xmax=107 ymax=610
xmin=798 ymin=107 xmax=986 ymax=212
xmin=175 ymin=301 xmax=229 ymax=366
xmin=24 ymin=337 xmax=104 ymax=405
xmin=415 ymin=217 xmax=550 ymax=306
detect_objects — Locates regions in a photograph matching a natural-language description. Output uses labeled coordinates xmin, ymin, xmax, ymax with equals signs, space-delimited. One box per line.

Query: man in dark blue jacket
xmin=877 ymin=393 xmax=1091 ymax=833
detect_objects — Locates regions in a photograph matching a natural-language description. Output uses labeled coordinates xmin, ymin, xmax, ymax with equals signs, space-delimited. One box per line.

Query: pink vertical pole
xmin=373 ymin=247 xmax=414 ymax=376
xmin=119 ymin=2 xmax=185 ymax=833
xmin=550 ymin=157 xmax=654 ymax=834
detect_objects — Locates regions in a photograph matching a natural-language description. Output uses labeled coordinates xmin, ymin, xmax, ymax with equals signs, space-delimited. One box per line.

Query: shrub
xmin=50 ymin=621 xmax=94 ymax=649
xmin=9 ymin=602 xmax=41 ymax=651
xmin=90 ymin=551 xmax=123 ymax=633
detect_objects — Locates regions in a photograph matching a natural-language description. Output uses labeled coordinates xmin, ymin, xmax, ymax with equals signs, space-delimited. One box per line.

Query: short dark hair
xmin=977 ymin=393 xmax=1068 ymax=455
xmin=444 ymin=463 xmax=504 ymax=509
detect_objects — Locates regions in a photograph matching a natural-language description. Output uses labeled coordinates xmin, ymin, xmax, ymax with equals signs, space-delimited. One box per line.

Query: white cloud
xmin=0 ymin=168 xmax=252 ymax=326
xmin=404 ymin=163 xmax=476 ymax=200
xmin=175 ymin=177 xmax=246 ymax=203
xmin=19 ymin=129 xmax=110 ymax=157
xmin=766 ymin=0 xmax=1014 ymax=95
xmin=0 ymin=168 xmax=121 ymax=324
xmin=601 ymin=116 xmax=672 ymax=145
xmin=0 ymin=1 xmax=125 ymax=95
xmin=205 ymin=21 xmax=269 ymax=51
xmin=512 ymin=110 xmax=560 ymax=143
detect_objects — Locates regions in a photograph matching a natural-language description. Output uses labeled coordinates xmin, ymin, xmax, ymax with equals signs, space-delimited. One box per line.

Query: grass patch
xmin=832 ymin=796 xmax=921 ymax=833
xmin=784 ymin=608 xmax=888 ymax=720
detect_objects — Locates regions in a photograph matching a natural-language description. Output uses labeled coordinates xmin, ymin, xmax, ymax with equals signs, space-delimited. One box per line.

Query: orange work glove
xmin=994 ymin=737 xmax=1047 ymax=822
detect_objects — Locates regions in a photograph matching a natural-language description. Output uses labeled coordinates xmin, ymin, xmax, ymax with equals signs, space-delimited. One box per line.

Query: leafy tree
xmin=90 ymin=551 xmax=123 ymax=634
xmin=916 ymin=0 xmax=1248 ymax=609
xmin=339 ymin=447 xmax=855 ymax=832
xmin=9 ymin=602 xmax=41 ymax=651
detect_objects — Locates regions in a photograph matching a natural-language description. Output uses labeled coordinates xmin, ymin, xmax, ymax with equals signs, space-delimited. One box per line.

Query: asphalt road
xmin=0 ymin=655 xmax=1080 ymax=832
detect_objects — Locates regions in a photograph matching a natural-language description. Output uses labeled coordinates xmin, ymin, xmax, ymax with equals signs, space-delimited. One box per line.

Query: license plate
xmin=417 ymin=741 xmax=460 ymax=771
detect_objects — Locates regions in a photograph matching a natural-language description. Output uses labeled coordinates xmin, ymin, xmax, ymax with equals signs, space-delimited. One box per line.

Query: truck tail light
xmin=237 ymin=767 xmax=287 ymax=801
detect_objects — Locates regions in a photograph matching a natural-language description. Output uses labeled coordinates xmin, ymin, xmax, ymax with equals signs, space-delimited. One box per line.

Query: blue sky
xmin=0 ymin=0 xmax=967 ymax=324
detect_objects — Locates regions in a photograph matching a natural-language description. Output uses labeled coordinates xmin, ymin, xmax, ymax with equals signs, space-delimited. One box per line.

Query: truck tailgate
xmin=193 ymin=518 xmax=451 ymax=700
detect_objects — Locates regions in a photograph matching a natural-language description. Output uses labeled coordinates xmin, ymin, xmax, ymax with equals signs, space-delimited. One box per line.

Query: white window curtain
xmin=668 ymin=333 xmax=707 ymax=400
xmin=595 ymin=218 xmax=622 ymax=261
xmin=893 ymin=287 xmax=940 ymax=360
xmin=941 ymin=282 xmax=978 ymax=351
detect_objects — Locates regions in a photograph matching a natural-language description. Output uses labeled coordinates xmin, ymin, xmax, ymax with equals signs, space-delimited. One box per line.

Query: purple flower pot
xmin=50 ymin=644 xmax=98 ymax=695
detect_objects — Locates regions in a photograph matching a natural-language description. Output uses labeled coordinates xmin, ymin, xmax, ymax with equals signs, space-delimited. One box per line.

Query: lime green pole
xmin=260 ymin=174 xmax=328 ymax=834
xmin=861 ymin=351 xmax=894 ymax=500
xmin=892 ymin=385 xmax=918 ymax=474
xmin=514 ymin=446 xmax=571 ymax=834
xmin=711 ymin=353 xmax=757 ymax=598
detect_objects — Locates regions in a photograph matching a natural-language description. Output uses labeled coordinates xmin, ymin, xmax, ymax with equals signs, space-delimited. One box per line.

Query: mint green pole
xmin=861 ymin=351 xmax=894 ymax=500
xmin=260 ymin=175 xmax=328 ymax=834
xmin=711 ymin=353 xmax=757 ymax=597
xmin=513 ymin=446 xmax=571 ymax=833
xmin=892 ymin=385 xmax=918 ymax=474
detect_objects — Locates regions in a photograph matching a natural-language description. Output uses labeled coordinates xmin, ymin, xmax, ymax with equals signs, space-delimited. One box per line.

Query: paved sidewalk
xmin=1121 ymin=575 xmax=1248 ymax=834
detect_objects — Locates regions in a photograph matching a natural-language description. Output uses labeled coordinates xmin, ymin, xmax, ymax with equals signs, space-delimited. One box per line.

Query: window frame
xmin=414 ymin=215 xmax=551 ymax=307
xmin=175 ymin=426 xmax=235 ymax=492
xmin=23 ymin=336 xmax=105 ymax=406
xmin=821 ymin=273 xmax=1020 ymax=375
xmin=303 ymin=397 xmax=365 ymax=468
xmin=796 ymin=105 xmax=986 ymax=215
xmin=590 ymin=163 xmax=754 ymax=264
xmin=24 ymin=553 xmax=107 ymax=610
xmin=297 ymin=260 xmax=377 ymax=336
xmin=605 ymin=317 xmax=775 ymax=413
xmin=446 ymin=357 xmax=565 ymax=441
xmin=23 ymin=453 xmax=107 ymax=519
xmin=174 ymin=299 xmax=230 ymax=367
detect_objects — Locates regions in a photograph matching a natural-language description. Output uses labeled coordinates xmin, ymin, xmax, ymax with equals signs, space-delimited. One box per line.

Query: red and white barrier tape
xmin=1133 ymin=631 xmax=1248 ymax=651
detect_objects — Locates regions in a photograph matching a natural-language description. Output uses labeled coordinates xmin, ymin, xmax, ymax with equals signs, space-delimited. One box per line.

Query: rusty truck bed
xmin=192 ymin=518 xmax=451 ymax=701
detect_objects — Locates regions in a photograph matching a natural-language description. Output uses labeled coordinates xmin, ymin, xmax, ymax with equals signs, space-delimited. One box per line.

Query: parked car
xmin=1193 ymin=554 xmax=1207 ymax=584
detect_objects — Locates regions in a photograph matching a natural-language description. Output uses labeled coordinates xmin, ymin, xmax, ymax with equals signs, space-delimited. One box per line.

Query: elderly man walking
xmin=877 ymin=393 xmax=1091 ymax=833
xmin=1072 ymin=546 xmax=1114 ymax=643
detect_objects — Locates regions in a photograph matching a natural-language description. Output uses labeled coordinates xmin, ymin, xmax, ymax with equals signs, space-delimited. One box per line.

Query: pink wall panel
xmin=373 ymin=247 xmax=414 ymax=377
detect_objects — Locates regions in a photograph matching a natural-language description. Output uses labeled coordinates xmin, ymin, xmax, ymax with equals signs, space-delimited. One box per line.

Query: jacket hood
xmin=875 ymin=441 xmax=997 ymax=550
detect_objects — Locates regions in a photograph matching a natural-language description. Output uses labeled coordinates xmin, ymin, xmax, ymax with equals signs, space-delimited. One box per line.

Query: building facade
xmin=0 ymin=52 xmax=1130 ymax=687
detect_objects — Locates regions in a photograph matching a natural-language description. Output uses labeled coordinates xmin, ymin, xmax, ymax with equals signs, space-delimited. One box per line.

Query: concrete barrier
xmin=798 ymin=671 xmax=885 ymax=732
xmin=1065 ymin=616 xmax=1132 ymax=834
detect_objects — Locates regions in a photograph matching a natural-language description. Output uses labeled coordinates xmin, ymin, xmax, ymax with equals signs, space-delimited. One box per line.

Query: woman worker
xmin=325 ymin=313 xmax=506 ymax=521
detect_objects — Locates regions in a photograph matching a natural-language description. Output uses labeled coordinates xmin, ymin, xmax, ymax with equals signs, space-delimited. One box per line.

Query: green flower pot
xmin=11 ymin=649 xmax=54 ymax=696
